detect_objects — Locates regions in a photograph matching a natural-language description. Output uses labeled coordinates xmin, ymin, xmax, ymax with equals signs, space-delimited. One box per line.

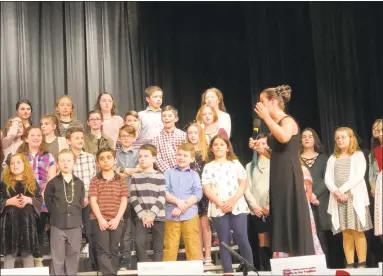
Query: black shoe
xmin=357 ymin=262 xmax=366 ymax=268
xmin=120 ymin=257 xmax=132 ymax=270
xmin=346 ymin=263 xmax=355 ymax=269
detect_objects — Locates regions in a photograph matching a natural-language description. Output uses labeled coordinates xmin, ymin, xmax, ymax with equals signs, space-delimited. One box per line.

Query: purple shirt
xmin=164 ymin=166 xmax=202 ymax=221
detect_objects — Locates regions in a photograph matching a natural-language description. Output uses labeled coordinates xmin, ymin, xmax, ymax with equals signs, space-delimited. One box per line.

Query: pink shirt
xmin=102 ymin=115 xmax=124 ymax=147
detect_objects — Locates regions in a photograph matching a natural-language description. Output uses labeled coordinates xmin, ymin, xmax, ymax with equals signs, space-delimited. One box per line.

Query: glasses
xmin=334 ymin=135 xmax=349 ymax=141
xmin=89 ymin=118 xmax=102 ymax=122
xmin=120 ymin=135 xmax=135 ymax=139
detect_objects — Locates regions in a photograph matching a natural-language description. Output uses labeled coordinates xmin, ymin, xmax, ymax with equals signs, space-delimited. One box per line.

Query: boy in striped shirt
xmin=130 ymin=144 xmax=166 ymax=262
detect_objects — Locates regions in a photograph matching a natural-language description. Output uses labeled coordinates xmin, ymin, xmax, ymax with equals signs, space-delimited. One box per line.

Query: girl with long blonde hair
xmin=325 ymin=127 xmax=372 ymax=268
xmin=0 ymin=153 xmax=42 ymax=268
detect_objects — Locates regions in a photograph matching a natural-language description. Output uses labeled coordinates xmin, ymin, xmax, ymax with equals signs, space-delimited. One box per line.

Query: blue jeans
xmin=212 ymin=213 xmax=253 ymax=273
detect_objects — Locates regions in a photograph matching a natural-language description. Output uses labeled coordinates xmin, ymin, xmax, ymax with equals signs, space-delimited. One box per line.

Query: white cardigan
xmin=325 ymin=151 xmax=370 ymax=231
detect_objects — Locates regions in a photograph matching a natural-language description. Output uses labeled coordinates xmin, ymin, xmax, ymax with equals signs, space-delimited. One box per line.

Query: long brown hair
xmin=3 ymin=153 xmax=37 ymax=196
xmin=94 ymin=93 xmax=117 ymax=116
xmin=17 ymin=126 xmax=49 ymax=155
xmin=56 ymin=95 xmax=75 ymax=119
xmin=333 ymin=127 xmax=360 ymax=158
xmin=207 ymin=133 xmax=238 ymax=162
xmin=300 ymin=128 xmax=323 ymax=154
xmin=3 ymin=116 xmax=26 ymax=138
xmin=201 ymin=88 xmax=227 ymax=112
xmin=185 ymin=122 xmax=209 ymax=161
xmin=40 ymin=114 xmax=59 ymax=136
xmin=196 ymin=104 xmax=219 ymax=125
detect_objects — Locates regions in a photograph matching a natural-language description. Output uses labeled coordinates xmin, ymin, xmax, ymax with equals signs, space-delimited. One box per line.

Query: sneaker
xmin=81 ymin=243 xmax=89 ymax=255
xmin=204 ymin=259 xmax=214 ymax=266
xmin=34 ymin=257 xmax=43 ymax=267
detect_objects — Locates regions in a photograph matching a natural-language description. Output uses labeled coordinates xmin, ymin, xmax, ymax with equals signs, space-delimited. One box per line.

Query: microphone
xmin=252 ymin=119 xmax=261 ymax=139
xmin=221 ymin=241 xmax=259 ymax=276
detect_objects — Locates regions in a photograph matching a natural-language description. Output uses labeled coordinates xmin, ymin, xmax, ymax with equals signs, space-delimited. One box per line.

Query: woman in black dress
xmin=254 ymin=85 xmax=314 ymax=257
xmin=0 ymin=153 xmax=42 ymax=268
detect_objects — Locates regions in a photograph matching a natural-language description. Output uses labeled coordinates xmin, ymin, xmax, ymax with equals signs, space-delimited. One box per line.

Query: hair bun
xmin=276 ymin=85 xmax=292 ymax=103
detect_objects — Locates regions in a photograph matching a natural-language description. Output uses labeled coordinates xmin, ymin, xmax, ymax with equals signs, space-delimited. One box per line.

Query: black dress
xmin=0 ymin=180 xmax=42 ymax=255
xmin=190 ymin=152 xmax=208 ymax=216
xmin=269 ymin=116 xmax=315 ymax=256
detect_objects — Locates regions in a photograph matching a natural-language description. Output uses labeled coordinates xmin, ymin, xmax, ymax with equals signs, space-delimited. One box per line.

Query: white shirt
xmin=325 ymin=151 xmax=370 ymax=231
xmin=202 ymin=160 xmax=250 ymax=217
xmin=217 ymin=111 xmax=231 ymax=138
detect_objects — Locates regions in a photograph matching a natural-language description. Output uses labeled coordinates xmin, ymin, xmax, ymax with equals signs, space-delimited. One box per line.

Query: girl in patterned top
xmin=185 ymin=122 xmax=213 ymax=266
xmin=17 ymin=126 xmax=56 ymax=266
xmin=325 ymin=127 xmax=372 ymax=268
xmin=202 ymin=134 xmax=253 ymax=275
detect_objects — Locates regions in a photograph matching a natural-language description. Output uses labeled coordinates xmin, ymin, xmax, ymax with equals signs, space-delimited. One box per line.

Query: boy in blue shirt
xmin=163 ymin=143 xmax=202 ymax=261
xmin=116 ymin=125 xmax=140 ymax=270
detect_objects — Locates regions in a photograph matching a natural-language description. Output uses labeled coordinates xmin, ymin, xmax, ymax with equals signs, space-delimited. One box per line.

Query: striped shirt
xmin=88 ymin=172 xmax=129 ymax=220
xmin=58 ymin=119 xmax=84 ymax=138
xmin=152 ymin=128 xmax=186 ymax=172
xmin=72 ymin=150 xmax=96 ymax=197
xmin=130 ymin=171 xmax=166 ymax=221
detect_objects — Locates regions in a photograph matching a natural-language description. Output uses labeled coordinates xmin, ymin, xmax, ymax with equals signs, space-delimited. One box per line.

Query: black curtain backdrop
xmin=139 ymin=2 xmax=383 ymax=163
xmin=1 ymin=2 xmax=382 ymax=164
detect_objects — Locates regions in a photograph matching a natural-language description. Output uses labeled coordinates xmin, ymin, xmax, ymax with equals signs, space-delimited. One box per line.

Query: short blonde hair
xmin=333 ymin=127 xmax=360 ymax=157
xmin=145 ymin=86 xmax=163 ymax=98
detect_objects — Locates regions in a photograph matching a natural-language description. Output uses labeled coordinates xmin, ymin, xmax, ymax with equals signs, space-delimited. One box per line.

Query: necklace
xmin=63 ymin=177 xmax=74 ymax=204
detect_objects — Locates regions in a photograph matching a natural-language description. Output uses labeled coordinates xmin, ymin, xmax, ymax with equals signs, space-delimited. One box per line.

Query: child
xmin=44 ymin=149 xmax=85 ymax=275
xmin=17 ymin=126 xmax=56 ymax=266
xmin=196 ymin=104 xmax=228 ymax=144
xmin=40 ymin=114 xmax=69 ymax=161
xmin=130 ymin=144 xmax=166 ymax=262
xmin=163 ymin=143 xmax=202 ymax=261
xmin=302 ymin=165 xmax=323 ymax=255
xmin=325 ymin=127 xmax=372 ymax=268
xmin=201 ymin=88 xmax=231 ymax=137
xmin=2 ymin=116 xmax=25 ymax=166
xmin=16 ymin=99 xmax=33 ymax=129
xmin=84 ymin=110 xmax=114 ymax=158
xmin=0 ymin=153 xmax=42 ymax=269
xmin=138 ymin=86 xmax=164 ymax=141
xmin=185 ymin=122 xmax=213 ymax=266
xmin=89 ymin=147 xmax=128 ymax=276
xmin=202 ymin=134 xmax=253 ymax=274
xmin=94 ymin=93 xmax=124 ymax=147
xmin=56 ymin=95 xmax=84 ymax=138
xmin=116 ymin=125 xmax=140 ymax=270
xmin=66 ymin=127 xmax=97 ymax=269
xmin=152 ymin=105 xmax=186 ymax=172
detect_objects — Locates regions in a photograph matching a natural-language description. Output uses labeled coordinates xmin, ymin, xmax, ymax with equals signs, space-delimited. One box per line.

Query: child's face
xmin=17 ymin=103 xmax=32 ymax=120
xmin=301 ymin=130 xmax=315 ymax=150
xmin=146 ymin=91 xmax=163 ymax=109
xmin=11 ymin=117 xmax=24 ymax=138
xmin=187 ymin=125 xmax=199 ymax=145
xmin=99 ymin=94 xmax=113 ymax=113
xmin=26 ymin=128 xmax=43 ymax=149
xmin=67 ymin=132 xmax=84 ymax=150
xmin=87 ymin=113 xmax=103 ymax=131
xmin=202 ymin=107 xmax=214 ymax=125
xmin=10 ymin=155 xmax=24 ymax=176
xmin=58 ymin=152 xmax=75 ymax=174
xmin=119 ymin=130 xmax=136 ymax=148
xmin=40 ymin=118 xmax=56 ymax=136
xmin=97 ymin=152 xmax=116 ymax=171
xmin=125 ymin=115 xmax=139 ymax=130
xmin=211 ymin=138 xmax=229 ymax=159
xmin=204 ymin=91 xmax=219 ymax=109
xmin=335 ymin=131 xmax=351 ymax=150
xmin=161 ymin=110 xmax=178 ymax=129
xmin=176 ymin=150 xmax=193 ymax=169
xmin=56 ymin=97 xmax=73 ymax=117
xmin=138 ymin=150 xmax=155 ymax=170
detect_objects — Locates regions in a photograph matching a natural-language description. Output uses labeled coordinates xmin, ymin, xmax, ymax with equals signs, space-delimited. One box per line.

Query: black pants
xmin=120 ymin=213 xmax=134 ymax=258
xmin=82 ymin=205 xmax=98 ymax=270
xmin=134 ymin=218 xmax=164 ymax=262
xmin=34 ymin=212 xmax=50 ymax=258
xmin=91 ymin=220 xmax=123 ymax=276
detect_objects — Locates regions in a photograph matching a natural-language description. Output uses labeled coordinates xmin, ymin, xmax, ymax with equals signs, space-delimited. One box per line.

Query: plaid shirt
xmin=26 ymin=152 xmax=55 ymax=213
xmin=152 ymin=128 xmax=186 ymax=173
xmin=72 ymin=150 xmax=96 ymax=196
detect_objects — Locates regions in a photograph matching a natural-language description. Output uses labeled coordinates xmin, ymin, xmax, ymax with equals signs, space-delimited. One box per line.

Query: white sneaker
xmin=81 ymin=243 xmax=89 ymax=255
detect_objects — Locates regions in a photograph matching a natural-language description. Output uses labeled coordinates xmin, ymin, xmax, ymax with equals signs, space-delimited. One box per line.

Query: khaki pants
xmin=163 ymin=214 xmax=200 ymax=261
